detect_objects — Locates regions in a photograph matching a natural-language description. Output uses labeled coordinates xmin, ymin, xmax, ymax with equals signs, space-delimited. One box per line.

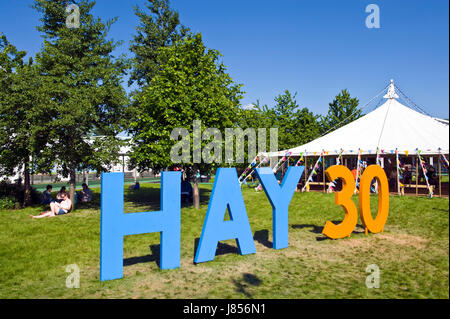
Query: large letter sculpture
xmin=194 ymin=168 xmax=256 ymax=263
xmin=322 ymin=165 xmax=358 ymax=239
xmin=359 ymin=165 xmax=389 ymax=234
xmin=255 ymin=166 xmax=305 ymax=249
xmin=100 ymin=172 xmax=181 ymax=281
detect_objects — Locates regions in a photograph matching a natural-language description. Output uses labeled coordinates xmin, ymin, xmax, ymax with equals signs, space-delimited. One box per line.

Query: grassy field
xmin=0 ymin=182 xmax=448 ymax=299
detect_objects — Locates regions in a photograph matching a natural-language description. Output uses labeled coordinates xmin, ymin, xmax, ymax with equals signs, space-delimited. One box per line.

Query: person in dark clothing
xmin=41 ymin=185 xmax=53 ymax=204
xmin=181 ymin=179 xmax=193 ymax=203
xmin=426 ymin=165 xmax=438 ymax=188
xmin=402 ymin=166 xmax=412 ymax=185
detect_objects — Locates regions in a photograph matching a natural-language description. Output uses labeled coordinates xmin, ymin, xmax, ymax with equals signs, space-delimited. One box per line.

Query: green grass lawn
xmin=0 ymin=182 xmax=448 ymax=299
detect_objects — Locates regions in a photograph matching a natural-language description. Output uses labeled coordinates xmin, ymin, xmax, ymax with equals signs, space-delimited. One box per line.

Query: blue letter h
xmin=100 ymin=172 xmax=181 ymax=281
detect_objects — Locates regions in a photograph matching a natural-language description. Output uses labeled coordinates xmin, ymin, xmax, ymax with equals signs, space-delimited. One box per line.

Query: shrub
xmin=0 ymin=181 xmax=41 ymax=208
xmin=0 ymin=196 xmax=16 ymax=209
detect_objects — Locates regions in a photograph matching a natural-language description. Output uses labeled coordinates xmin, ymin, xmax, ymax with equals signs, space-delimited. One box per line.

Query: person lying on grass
xmin=30 ymin=191 xmax=72 ymax=219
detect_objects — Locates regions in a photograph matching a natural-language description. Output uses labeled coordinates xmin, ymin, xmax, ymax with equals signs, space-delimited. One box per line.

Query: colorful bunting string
xmin=238 ymin=155 xmax=259 ymax=183
xmin=440 ymin=152 xmax=449 ymax=169
xmin=336 ymin=149 xmax=343 ymax=165
xmin=417 ymin=149 xmax=433 ymax=197
xmin=295 ymin=152 xmax=304 ymax=166
xmin=395 ymin=149 xmax=402 ymax=195
xmin=354 ymin=149 xmax=362 ymax=193
xmin=302 ymin=151 xmax=324 ymax=192
xmin=272 ymin=151 xmax=292 ymax=174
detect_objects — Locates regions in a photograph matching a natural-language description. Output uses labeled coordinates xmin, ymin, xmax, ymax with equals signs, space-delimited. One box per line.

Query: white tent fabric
xmin=263 ymin=84 xmax=449 ymax=157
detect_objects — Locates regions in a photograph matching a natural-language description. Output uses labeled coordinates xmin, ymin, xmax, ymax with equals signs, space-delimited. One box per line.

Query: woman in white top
xmin=30 ymin=192 xmax=72 ymax=219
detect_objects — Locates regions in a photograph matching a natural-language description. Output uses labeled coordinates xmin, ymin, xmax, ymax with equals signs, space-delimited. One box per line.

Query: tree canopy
xmin=320 ymin=89 xmax=361 ymax=134
xmin=32 ymin=0 xmax=129 ymax=204
xmin=129 ymin=0 xmax=189 ymax=88
xmin=128 ymin=33 xmax=243 ymax=207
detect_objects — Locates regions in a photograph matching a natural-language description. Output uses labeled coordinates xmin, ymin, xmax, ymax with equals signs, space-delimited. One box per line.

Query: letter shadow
xmin=253 ymin=229 xmax=272 ymax=248
xmin=232 ymin=273 xmax=262 ymax=298
xmin=291 ymin=222 xmax=365 ymax=241
xmin=193 ymin=238 xmax=239 ymax=263
xmin=123 ymin=244 xmax=161 ymax=268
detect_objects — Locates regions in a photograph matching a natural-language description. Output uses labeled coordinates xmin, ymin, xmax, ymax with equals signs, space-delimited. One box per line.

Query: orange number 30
xmin=322 ymin=165 xmax=389 ymax=239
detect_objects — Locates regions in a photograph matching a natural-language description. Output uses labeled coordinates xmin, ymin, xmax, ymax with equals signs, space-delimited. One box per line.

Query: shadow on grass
xmin=124 ymin=187 xmax=161 ymax=210
xmin=193 ymin=238 xmax=239 ymax=263
xmin=292 ymin=222 xmax=366 ymax=241
xmin=232 ymin=273 xmax=262 ymax=298
xmin=123 ymin=244 xmax=161 ymax=268
xmin=253 ymin=229 xmax=272 ymax=248
xmin=42 ymin=182 xmax=214 ymax=212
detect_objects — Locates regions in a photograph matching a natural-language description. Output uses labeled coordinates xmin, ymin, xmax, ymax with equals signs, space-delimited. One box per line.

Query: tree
xmin=236 ymin=101 xmax=277 ymax=167
xmin=129 ymin=0 xmax=189 ymax=88
xmin=32 ymin=0 xmax=129 ymax=206
xmin=0 ymin=35 xmax=49 ymax=206
xmin=129 ymin=33 xmax=243 ymax=209
xmin=270 ymin=90 xmax=321 ymax=150
xmin=321 ymin=89 xmax=361 ymax=134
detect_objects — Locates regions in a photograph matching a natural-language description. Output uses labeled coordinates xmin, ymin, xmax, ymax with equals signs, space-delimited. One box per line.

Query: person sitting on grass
xmin=31 ymin=191 xmax=72 ymax=219
xmin=55 ymin=186 xmax=66 ymax=203
xmin=128 ymin=181 xmax=140 ymax=190
xmin=77 ymin=183 xmax=92 ymax=202
xmin=41 ymin=185 xmax=53 ymax=204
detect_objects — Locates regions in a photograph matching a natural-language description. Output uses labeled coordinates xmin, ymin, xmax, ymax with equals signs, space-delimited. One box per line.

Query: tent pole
xmin=439 ymin=152 xmax=442 ymax=198
xmin=396 ymin=149 xmax=400 ymax=196
xmin=323 ymin=153 xmax=326 ymax=193
xmin=415 ymin=155 xmax=419 ymax=196
xmin=304 ymin=155 xmax=308 ymax=186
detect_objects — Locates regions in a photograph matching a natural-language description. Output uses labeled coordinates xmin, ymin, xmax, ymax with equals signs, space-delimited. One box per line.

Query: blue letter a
xmin=100 ymin=171 xmax=181 ymax=281
xmin=255 ymin=166 xmax=304 ymax=249
xmin=194 ymin=168 xmax=256 ymax=263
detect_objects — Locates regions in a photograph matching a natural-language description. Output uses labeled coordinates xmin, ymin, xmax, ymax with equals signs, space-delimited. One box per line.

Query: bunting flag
xmin=336 ymin=149 xmax=343 ymax=165
xmin=295 ymin=152 xmax=304 ymax=166
xmin=417 ymin=149 xmax=433 ymax=197
xmin=395 ymin=149 xmax=402 ymax=195
xmin=302 ymin=151 xmax=325 ymax=192
xmin=396 ymin=152 xmax=404 ymax=180
xmin=440 ymin=152 xmax=449 ymax=169
xmin=354 ymin=149 xmax=362 ymax=194
xmin=239 ymin=155 xmax=270 ymax=185
xmin=271 ymin=151 xmax=292 ymax=174
xmin=238 ymin=155 xmax=259 ymax=182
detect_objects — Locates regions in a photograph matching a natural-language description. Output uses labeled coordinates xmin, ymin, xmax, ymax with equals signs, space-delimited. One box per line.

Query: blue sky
xmin=1 ymin=0 xmax=448 ymax=118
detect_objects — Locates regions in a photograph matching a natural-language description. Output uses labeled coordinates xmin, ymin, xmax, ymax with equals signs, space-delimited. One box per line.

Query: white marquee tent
xmin=263 ymin=80 xmax=449 ymax=157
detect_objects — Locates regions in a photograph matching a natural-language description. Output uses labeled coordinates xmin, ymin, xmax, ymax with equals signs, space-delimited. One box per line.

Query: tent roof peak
xmin=383 ymin=79 xmax=399 ymax=100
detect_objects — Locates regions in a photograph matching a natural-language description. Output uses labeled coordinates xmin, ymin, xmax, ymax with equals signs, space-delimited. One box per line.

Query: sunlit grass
xmin=0 ymin=182 xmax=448 ymax=299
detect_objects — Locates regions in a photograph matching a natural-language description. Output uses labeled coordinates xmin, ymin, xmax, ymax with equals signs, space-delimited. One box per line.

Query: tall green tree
xmin=270 ymin=90 xmax=321 ymax=150
xmin=0 ymin=35 xmax=49 ymax=206
xmin=236 ymin=102 xmax=277 ymax=167
xmin=129 ymin=33 xmax=243 ymax=208
xmin=129 ymin=0 xmax=189 ymax=88
xmin=33 ymin=0 xmax=129 ymax=205
xmin=321 ymin=89 xmax=361 ymax=134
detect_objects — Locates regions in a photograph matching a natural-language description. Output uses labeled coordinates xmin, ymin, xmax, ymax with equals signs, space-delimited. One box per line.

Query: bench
xmin=400 ymin=183 xmax=431 ymax=196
